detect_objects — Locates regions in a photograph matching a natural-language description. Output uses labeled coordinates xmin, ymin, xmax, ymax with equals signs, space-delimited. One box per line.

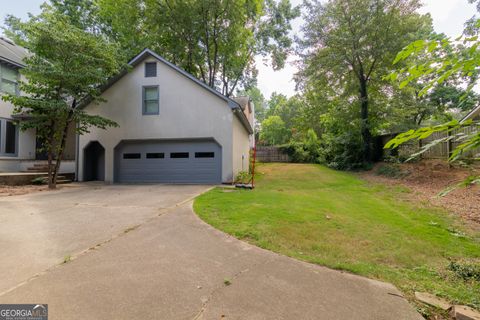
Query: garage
xmin=114 ymin=139 xmax=222 ymax=184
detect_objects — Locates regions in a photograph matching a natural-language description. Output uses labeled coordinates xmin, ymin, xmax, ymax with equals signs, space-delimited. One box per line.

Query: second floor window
xmin=143 ymin=86 xmax=159 ymax=115
xmin=0 ymin=64 xmax=19 ymax=95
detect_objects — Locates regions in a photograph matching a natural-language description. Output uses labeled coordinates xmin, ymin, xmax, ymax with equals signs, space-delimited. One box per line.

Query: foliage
xmin=2 ymin=6 xmax=121 ymax=188
xmin=31 ymin=177 xmax=47 ymax=185
xmin=385 ymin=120 xmax=480 ymax=162
xmin=281 ymin=129 xmax=321 ymax=163
xmin=235 ymin=171 xmax=252 ymax=184
xmin=448 ymin=259 xmax=480 ymax=282
xmin=384 ymin=19 xmax=480 ymax=187
xmin=195 ymin=163 xmax=480 ymax=308
xmin=259 ymin=115 xmax=290 ymax=145
xmin=297 ymin=0 xmax=431 ymax=163
xmin=49 ymin=0 xmax=300 ymax=96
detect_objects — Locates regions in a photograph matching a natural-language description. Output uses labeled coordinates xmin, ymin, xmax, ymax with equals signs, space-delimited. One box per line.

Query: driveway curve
xmin=0 ymin=185 xmax=422 ymax=319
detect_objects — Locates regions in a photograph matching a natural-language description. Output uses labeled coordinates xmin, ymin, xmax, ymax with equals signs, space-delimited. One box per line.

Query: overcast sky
xmin=1 ymin=0 xmax=477 ymax=99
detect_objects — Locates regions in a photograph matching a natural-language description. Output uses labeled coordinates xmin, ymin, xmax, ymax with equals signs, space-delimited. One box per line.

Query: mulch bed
xmin=0 ymin=185 xmax=49 ymax=197
xmin=360 ymin=160 xmax=480 ymax=227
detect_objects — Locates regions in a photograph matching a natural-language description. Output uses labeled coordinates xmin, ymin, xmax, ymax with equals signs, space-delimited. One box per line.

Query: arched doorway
xmin=83 ymin=141 xmax=105 ymax=181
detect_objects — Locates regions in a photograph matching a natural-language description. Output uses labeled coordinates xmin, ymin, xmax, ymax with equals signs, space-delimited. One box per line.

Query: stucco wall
xmin=0 ymin=94 xmax=36 ymax=172
xmin=232 ymin=113 xmax=251 ymax=181
xmin=78 ymin=56 xmax=238 ymax=183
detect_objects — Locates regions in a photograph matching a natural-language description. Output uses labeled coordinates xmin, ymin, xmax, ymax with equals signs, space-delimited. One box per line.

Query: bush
xmin=280 ymin=129 xmax=322 ymax=163
xmin=31 ymin=177 xmax=46 ymax=185
xmin=318 ymin=131 xmax=367 ymax=170
xmin=235 ymin=171 xmax=252 ymax=184
xmin=448 ymin=259 xmax=480 ymax=282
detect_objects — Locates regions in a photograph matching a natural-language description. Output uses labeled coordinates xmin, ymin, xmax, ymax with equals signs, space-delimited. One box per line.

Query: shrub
xmin=280 ymin=129 xmax=321 ymax=163
xmin=318 ymin=131 xmax=367 ymax=170
xmin=235 ymin=171 xmax=252 ymax=184
xmin=448 ymin=259 xmax=480 ymax=282
xmin=31 ymin=177 xmax=46 ymax=185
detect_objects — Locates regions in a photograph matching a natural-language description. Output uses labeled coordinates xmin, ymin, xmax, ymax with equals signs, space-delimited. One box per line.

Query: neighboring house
xmin=461 ymin=105 xmax=480 ymax=123
xmin=0 ymin=37 xmax=75 ymax=173
xmin=77 ymin=49 xmax=254 ymax=184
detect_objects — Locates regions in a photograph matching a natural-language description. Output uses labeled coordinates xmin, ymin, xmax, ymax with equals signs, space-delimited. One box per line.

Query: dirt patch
xmin=0 ymin=184 xmax=49 ymax=197
xmin=360 ymin=160 xmax=480 ymax=226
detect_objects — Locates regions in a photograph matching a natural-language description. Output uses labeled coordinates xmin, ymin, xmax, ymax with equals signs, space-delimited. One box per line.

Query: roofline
xmin=0 ymin=56 xmax=24 ymax=68
xmin=461 ymin=105 xmax=480 ymax=123
xmin=80 ymin=49 xmax=253 ymax=134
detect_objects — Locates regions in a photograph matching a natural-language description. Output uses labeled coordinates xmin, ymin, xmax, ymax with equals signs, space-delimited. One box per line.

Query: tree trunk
xmin=47 ymin=148 xmax=54 ymax=189
xmin=52 ymin=119 xmax=72 ymax=188
xmin=359 ymin=77 xmax=371 ymax=163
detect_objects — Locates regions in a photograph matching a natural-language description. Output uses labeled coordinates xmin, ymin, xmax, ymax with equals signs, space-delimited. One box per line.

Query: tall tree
xmin=3 ymin=6 xmax=121 ymax=188
xmin=298 ymin=0 xmax=431 ymax=163
xmin=49 ymin=0 xmax=300 ymax=96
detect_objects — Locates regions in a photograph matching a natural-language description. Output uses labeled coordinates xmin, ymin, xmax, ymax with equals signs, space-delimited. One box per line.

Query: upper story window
xmin=142 ymin=86 xmax=159 ymax=115
xmin=145 ymin=62 xmax=157 ymax=77
xmin=0 ymin=118 xmax=18 ymax=156
xmin=0 ymin=64 xmax=19 ymax=95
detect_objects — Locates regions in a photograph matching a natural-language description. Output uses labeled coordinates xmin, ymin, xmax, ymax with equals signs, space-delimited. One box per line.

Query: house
xmin=461 ymin=105 xmax=480 ymax=123
xmin=1 ymin=40 xmax=254 ymax=184
xmin=77 ymin=49 xmax=254 ymax=184
xmin=0 ymin=37 xmax=75 ymax=174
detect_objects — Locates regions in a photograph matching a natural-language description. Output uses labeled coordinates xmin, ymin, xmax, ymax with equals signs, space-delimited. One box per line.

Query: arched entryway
xmin=83 ymin=141 xmax=105 ymax=181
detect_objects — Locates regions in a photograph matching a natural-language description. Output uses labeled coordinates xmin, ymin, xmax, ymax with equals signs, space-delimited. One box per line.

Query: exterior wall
xmin=0 ymin=87 xmax=36 ymax=172
xmin=232 ymin=114 xmax=251 ymax=181
xmin=64 ymin=122 xmax=76 ymax=160
xmin=78 ymin=56 xmax=237 ymax=183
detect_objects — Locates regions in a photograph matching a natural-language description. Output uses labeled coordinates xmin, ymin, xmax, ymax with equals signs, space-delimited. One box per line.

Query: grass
xmin=194 ymin=163 xmax=480 ymax=309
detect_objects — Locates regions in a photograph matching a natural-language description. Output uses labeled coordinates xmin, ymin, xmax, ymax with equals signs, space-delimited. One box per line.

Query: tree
xmin=2 ymin=6 xmax=121 ymax=189
xmin=260 ymin=115 xmax=289 ymax=145
xmin=298 ymin=0 xmax=431 ymax=163
xmin=385 ymin=17 xmax=480 ymax=184
xmin=49 ymin=0 xmax=300 ymax=96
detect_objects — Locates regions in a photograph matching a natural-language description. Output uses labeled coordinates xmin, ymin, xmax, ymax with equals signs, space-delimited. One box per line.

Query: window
xmin=143 ymin=86 xmax=159 ymax=115
xmin=0 ymin=119 xmax=18 ymax=156
xmin=0 ymin=65 xmax=19 ymax=95
xmin=123 ymin=153 xmax=141 ymax=159
xmin=170 ymin=152 xmax=189 ymax=158
xmin=145 ymin=62 xmax=157 ymax=77
xmin=146 ymin=152 xmax=164 ymax=159
xmin=195 ymin=152 xmax=214 ymax=158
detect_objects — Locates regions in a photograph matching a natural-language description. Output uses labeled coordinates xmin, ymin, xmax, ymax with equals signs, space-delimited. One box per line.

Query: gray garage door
xmin=115 ymin=139 xmax=222 ymax=184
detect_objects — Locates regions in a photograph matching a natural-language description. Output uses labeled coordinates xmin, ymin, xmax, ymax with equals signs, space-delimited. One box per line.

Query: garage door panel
xmin=115 ymin=140 xmax=221 ymax=183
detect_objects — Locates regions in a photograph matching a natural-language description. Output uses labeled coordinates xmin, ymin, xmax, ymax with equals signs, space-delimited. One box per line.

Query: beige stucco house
xmin=78 ymin=49 xmax=254 ymax=184
xmin=0 ymin=40 xmax=254 ymax=184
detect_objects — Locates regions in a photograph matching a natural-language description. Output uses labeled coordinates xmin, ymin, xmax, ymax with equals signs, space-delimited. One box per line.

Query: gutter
xmin=228 ymin=100 xmax=254 ymax=135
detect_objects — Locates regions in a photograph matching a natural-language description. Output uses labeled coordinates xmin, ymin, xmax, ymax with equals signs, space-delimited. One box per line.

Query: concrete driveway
xmin=0 ymin=185 xmax=422 ymax=319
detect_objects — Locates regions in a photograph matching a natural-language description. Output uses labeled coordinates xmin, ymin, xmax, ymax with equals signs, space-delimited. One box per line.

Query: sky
xmin=0 ymin=0 xmax=478 ymax=99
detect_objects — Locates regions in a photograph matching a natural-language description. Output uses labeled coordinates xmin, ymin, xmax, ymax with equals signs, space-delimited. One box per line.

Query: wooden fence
xmin=380 ymin=123 xmax=479 ymax=160
xmin=256 ymin=146 xmax=290 ymax=162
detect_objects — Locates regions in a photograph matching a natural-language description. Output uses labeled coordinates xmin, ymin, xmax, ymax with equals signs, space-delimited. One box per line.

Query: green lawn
xmin=194 ymin=163 xmax=480 ymax=309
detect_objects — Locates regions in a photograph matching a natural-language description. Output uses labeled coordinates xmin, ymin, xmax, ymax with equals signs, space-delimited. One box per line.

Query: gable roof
xmin=91 ymin=48 xmax=253 ymax=134
xmin=0 ymin=37 xmax=27 ymax=68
